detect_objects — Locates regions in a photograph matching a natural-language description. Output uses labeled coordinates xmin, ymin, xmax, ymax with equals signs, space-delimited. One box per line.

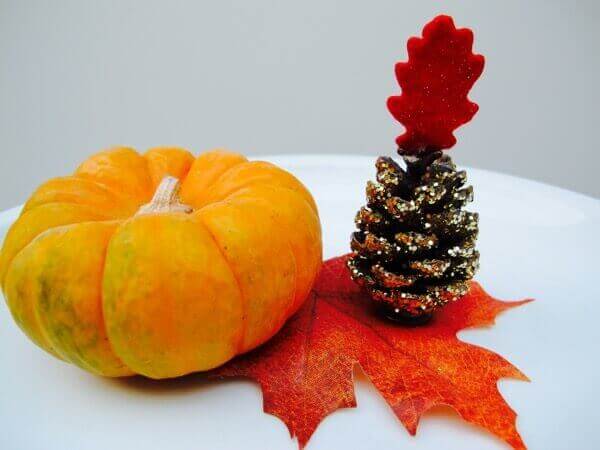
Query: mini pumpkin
xmin=0 ymin=147 xmax=322 ymax=379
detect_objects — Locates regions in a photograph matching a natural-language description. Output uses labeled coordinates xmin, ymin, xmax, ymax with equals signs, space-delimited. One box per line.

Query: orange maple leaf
xmin=213 ymin=255 xmax=531 ymax=449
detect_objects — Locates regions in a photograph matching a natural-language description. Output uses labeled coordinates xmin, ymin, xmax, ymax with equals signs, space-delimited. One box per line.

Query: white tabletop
xmin=1 ymin=155 xmax=599 ymax=450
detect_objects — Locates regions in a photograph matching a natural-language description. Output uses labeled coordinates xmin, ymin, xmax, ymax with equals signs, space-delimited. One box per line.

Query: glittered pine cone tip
xmin=347 ymin=151 xmax=479 ymax=323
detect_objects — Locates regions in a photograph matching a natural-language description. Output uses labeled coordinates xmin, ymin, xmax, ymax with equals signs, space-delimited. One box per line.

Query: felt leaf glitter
xmin=387 ymin=15 xmax=485 ymax=154
xmin=213 ymin=255 xmax=531 ymax=449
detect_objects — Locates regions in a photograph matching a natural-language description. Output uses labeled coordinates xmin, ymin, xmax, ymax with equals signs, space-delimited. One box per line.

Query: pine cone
xmin=347 ymin=151 xmax=479 ymax=322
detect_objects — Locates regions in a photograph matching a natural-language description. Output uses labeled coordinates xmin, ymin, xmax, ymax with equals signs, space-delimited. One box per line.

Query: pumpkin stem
xmin=136 ymin=176 xmax=193 ymax=215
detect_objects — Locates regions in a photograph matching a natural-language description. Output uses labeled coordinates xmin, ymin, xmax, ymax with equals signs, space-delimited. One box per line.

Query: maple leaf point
xmin=387 ymin=15 xmax=485 ymax=154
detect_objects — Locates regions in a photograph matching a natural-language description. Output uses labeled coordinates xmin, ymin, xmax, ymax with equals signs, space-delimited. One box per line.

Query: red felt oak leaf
xmin=213 ymin=255 xmax=531 ymax=449
xmin=387 ymin=15 xmax=485 ymax=154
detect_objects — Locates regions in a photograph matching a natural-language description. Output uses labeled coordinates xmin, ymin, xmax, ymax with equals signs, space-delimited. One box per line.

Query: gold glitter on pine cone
xmin=347 ymin=151 xmax=479 ymax=322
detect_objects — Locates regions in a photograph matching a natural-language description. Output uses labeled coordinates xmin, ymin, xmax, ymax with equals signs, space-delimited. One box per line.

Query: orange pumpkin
xmin=0 ymin=147 xmax=322 ymax=379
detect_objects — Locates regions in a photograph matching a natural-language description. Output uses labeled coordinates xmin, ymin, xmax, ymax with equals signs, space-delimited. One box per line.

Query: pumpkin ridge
xmin=197 ymin=215 xmax=248 ymax=355
xmin=245 ymin=161 xmax=319 ymax=214
xmin=27 ymin=221 xmax=132 ymax=375
xmin=73 ymin=177 xmax=147 ymax=213
xmin=274 ymin=188 xmax=320 ymax=315
xmin=74 ymin=147 xmax=155 ymax=208
xmin=36 ymin=303 xmax=95 ymax=373
xmin=225 ymin=184 xmax=322 ymax=315
xmin=25 ymin=201 xmax=116 ymax=218
xmin=202 ymin=160 xmax=318 ymax=214
xmin=223 ymin=186 xmax=301 ymax=329
xmin=71 ymin=175 xmax=143 ymax=214
xmin=201 ymin=157 xmax=248 ymax=192
xmin=143 ymin=147 xmax=195 ymax=190
xmin=247 ymin=203 xmax=299 ymax=351
xmin=139 ymin=149 xmax=153 ymax=204
xmin=23 ymin=176 xmax=140 ymax=217
xmin=4 ymin=248 xmax=64 ymax=360
xmin=96 ymin=223 xmax=136 ymax=376
xmin=179 ymin=150 xmax=248 ymax=209
xmin=0 ymin=203 xmax=115 ymax=289
xmin=183 ymin=156 xmax=246 ymax=208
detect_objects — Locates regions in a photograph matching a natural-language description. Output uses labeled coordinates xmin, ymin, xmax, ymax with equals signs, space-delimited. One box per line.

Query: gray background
xmin=0 ymin=0 xmax=598 ymax=210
